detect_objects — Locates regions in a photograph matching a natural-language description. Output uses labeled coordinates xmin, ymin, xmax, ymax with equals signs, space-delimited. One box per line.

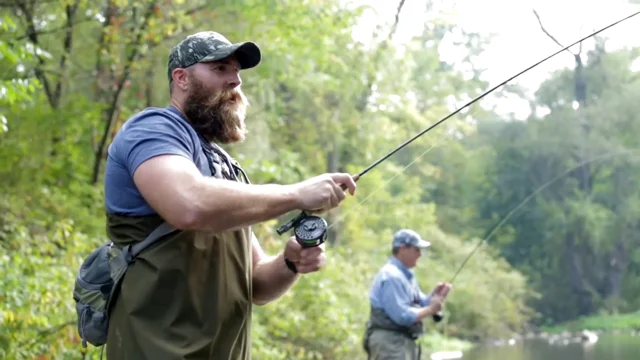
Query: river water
xmin=460 ymin=333 xmax=640 ymax=360
xmin=457 ymin=332 xmax=640 ymax=360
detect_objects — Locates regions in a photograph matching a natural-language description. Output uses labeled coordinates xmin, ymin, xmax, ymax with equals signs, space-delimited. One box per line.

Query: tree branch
xmin=91 ymin=2 xmax=157 ymax=184
xmin=89 ymin=2 xmax=207 ymax=177
xmin=532 ymin=9 xmax=578 ymax=56
xmin=0 ymin=0 xmax=58 ymax=8
xmin=357 ymin=0 xmax=407 ymax=112
xmin=145 ymin=58 xmax=155 ymax=107
xmin=93 ymin=0 xmax=116 ymax=100
xmin=90 ymin=0 xmax=117 ymax=156
xmin=8 ymin=17 xmax=97 ymax=41
xmin=52 ymin=0 xmax=80 ymax=107
xmin=15 ymin=0 xmax=55 ymax=107
xmin=144 ymin=4 xmax=208 ymax=48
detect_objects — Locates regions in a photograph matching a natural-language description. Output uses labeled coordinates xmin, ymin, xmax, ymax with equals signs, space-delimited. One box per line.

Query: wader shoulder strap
xmin=128 ymin=222 xmax=178 ymax=259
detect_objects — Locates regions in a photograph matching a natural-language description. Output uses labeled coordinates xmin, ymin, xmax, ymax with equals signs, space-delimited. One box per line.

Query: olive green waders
xmin=106 ymin=144 xmax=254 ymax=360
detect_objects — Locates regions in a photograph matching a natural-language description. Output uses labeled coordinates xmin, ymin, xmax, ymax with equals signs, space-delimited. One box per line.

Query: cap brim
xmin=199 ymin=41 xmax=261 ymax=70
xmin=416 ymin=239 xmax=431 ymax=249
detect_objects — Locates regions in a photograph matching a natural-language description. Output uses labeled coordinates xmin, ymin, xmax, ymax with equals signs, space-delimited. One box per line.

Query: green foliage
xmin=247 ymin=167 xmax=534 ymax=359
xmin=542 ymin=311 xmax=640 ymax=334
xmin=0 ymin=184 xmax=106 ymax=359
xmin=0 ymin=15 xmax=41 ymax=132
xmin=430 ymin=44 xmax=640 ymax=326
xmin=0 ymin=0 xmax=592 ymax=358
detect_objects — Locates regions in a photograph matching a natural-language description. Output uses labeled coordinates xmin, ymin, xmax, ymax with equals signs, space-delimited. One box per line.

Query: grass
xmin=541 ymin=311 xmax=640 ymax=334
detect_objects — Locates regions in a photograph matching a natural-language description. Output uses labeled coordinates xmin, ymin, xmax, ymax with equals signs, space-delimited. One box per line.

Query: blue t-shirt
xmin=104 ymin=106 xmax=210 ymax=216
xmin=369 ymin=257 xmax=432 ymax=327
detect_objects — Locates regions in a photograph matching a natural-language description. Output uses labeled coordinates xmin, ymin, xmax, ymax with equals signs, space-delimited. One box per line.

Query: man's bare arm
xmin=133 ymin=155 xmax=300 ymax=232
xmin=250 ymin=233 xmax=299 ymax=305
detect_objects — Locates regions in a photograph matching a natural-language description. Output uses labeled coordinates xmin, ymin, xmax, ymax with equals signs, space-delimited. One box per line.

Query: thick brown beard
xmin=183 ymin=76 xmax=249 ymax=144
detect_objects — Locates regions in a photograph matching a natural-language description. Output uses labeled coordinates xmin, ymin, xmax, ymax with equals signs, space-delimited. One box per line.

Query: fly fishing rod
xmin=275 ymin=10 xmax=640 ymax=321
xmin=277 ymin=10 xmax=640 ymax=248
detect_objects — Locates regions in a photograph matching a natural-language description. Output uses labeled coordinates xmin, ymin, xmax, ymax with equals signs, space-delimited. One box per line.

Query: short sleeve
xmin=111 ymin=113 xmax=196 ymax=175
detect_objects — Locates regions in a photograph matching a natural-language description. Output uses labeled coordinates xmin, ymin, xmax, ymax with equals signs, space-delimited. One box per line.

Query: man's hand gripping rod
xmin=275 ymin=10 xmax=640 ymax=321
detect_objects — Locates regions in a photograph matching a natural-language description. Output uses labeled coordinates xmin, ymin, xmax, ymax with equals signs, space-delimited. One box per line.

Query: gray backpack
xmin=72 ymin=222 xmax=178 ymax=348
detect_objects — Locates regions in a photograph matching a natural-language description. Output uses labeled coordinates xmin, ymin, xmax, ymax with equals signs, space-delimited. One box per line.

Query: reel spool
xmin=276 ymin=212 xmax=328 ymax=248
xmin=433 ymin=312 xmax=443 ymax=323
xmin=294 ymin=216 xmax=328 ymax=247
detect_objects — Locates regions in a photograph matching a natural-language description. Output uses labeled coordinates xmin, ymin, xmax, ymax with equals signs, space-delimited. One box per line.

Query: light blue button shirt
xmin=369 ymin=257 xmax=432 ymax=327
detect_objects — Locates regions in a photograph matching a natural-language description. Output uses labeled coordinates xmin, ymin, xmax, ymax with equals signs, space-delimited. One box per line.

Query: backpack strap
xmin=117 ymin=132 xmax=237 ymax=263
xmin=196 ymin=133 xmax=248 ymax=182
xmin=122 ymin=221 xmax=178 ymax=263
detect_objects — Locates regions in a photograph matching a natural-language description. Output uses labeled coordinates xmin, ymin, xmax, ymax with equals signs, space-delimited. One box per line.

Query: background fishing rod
xmin=275 ymin=10 xmax=640 ymax=321
xmin=437 ymin=148 xmax=640 ymax=322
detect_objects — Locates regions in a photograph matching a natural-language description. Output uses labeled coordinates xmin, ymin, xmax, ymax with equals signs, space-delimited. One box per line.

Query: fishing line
xmin=326 ymin=105 xmax=484 ymax=231
xmin=447 ymin=148 xmax=639 ymax=284
xmin=275 ymin=10 xmax=640 ymax=250
xmin=354 ymin=10 xmax=640 ymax=180
xmin=327 ymin=133 xmax=600 ymax=232
xmin=427 ymin=148 xmax=640 ymax=323
xmin=326 ymin=143 xmax=437 ymax=231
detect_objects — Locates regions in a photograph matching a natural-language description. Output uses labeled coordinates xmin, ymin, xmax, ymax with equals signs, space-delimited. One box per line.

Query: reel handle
xmin=276 ymin=211 xmax=308 ymax=236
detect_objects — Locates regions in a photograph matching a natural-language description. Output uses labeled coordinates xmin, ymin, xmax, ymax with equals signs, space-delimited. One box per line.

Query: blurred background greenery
xmin=2 ymin=0 xmax=640 ymax=359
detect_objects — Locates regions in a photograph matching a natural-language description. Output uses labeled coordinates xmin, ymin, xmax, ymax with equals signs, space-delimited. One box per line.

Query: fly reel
xmin=276 ymin=212 xmax=328 ymax=248
xmin=433 ymin=312 xmax=443 ymax=323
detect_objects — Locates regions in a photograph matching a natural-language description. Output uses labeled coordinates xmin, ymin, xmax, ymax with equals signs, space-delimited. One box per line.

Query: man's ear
xmin=172 ymin=68 xmax=190 ymax=91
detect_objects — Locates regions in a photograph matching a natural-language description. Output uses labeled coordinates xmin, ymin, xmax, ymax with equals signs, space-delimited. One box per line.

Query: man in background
xmin=364 ymin=229 xmax=452 ymax=360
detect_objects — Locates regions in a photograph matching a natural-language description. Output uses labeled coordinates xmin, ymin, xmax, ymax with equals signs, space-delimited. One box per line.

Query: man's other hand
xmin=431 ymin=282 xmax=453 ymax=300
xmin=284 ymin=237 xmax=326 ymax=274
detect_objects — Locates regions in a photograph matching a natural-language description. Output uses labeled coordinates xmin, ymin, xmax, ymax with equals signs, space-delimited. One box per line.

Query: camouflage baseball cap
xmin=167 ymin=31 xmax=261 ymax=82
xmin=392 ymin=229 xmax=431 ymax=249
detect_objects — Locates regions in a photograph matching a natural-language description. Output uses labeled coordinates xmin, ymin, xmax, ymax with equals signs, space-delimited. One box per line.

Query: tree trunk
xmin=564 ymin=232 xmax=592 ymax=315
xmin=606 ymin=166 xmax=632 ymax=310
xmin=91 ymin=3 xmax=157 ymax=184
xmin=607 ymin=233 xmax=627 ymax=303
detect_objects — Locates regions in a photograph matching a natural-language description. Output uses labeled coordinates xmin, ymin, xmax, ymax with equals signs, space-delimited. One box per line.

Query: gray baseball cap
xmin=392 ymin=229 xmax=431 ymax=249
xmin=167 ymin=31 xmax=261 ymax=82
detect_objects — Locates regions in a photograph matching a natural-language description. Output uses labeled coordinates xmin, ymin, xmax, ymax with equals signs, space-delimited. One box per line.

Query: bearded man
xmin=103 ymin=31 xmax=357 ymax=359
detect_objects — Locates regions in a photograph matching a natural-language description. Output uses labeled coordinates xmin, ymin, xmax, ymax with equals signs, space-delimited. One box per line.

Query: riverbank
xmin=541 ymin=311 xmax=640 ymax=334
xmin=420 ymin=331 xmax=474 ymax=353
